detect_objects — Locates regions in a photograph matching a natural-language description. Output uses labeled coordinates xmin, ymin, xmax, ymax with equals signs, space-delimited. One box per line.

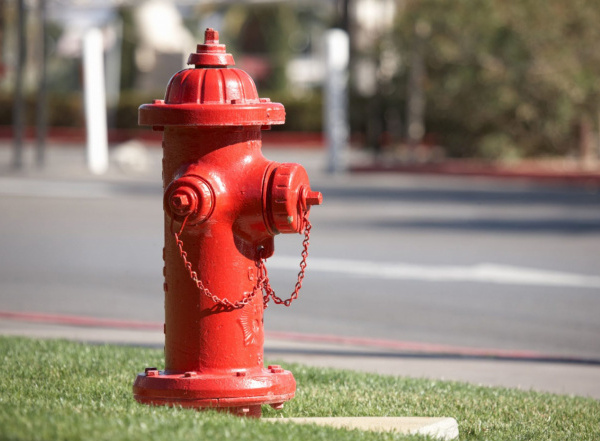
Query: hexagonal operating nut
xmin=300 ymin=187 xmax=323 ymax=211
xmin=164 ymin=175 xmax=214 ymax=225
xmin=170 ymin=191 xmax=193 ymax=216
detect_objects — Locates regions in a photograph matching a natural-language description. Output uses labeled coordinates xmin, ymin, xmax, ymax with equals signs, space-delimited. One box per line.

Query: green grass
xmin=0 ymin=337 xmax=598 ymax=441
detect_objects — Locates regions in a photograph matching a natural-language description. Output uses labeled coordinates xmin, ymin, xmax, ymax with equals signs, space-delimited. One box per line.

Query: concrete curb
xmin=263 ymin=417 xmax=459 ymax=440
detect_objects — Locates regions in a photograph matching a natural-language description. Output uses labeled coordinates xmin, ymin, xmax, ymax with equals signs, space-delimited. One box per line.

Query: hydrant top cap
xmin=138 ymin=28 xmax=285 ymax=127
xmin=187 ymin=28 xmax=235 ymax=67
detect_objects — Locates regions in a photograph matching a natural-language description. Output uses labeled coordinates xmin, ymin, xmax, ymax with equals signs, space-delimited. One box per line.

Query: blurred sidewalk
xmin=0 ymin=140 xmax=163 ymax=183
xmin=0 ymin=139 xmax=332 ymax=185
xmin=2 ymin=139 xmax=600 ymax=186
xmin=352 ymin=159 xmax=600 ymax=186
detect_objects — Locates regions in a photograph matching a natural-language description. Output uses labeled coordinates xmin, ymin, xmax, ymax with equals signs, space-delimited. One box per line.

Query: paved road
xmin=1 ymin=144 xmax=600 ymax=397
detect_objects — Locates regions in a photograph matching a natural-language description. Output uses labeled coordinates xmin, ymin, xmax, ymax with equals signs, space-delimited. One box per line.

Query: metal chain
xmin=261 ymin=211 xmax=311 ymax=308
xmin=171 ymin=211 xmax=312 ymax=310
xmin=171 ymin=216 xmax=261 ymax=309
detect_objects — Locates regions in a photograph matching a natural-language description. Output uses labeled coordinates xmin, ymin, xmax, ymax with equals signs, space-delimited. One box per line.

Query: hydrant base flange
xmin=132 ymin=367 xmax=295 ymax=414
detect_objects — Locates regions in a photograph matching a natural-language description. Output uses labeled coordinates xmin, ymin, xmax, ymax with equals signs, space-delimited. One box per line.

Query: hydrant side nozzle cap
xmin=188 ymin=28 xmax=235 ymax=67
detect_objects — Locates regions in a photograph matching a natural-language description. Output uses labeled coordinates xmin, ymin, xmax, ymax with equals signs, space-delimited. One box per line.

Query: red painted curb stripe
xmin=0 ymin=310 xmax=162 ymax=331
xmin=0 ymin=310 xmax=542 ymax=359
xmin=266 ymin=331 xmax=543 ymax=359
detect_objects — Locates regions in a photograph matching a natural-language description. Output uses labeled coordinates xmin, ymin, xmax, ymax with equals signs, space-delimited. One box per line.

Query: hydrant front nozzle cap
xmin=187 ymin=28 xmax=235 ymax=67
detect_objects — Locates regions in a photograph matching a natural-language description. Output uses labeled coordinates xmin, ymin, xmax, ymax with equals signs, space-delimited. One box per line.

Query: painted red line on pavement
xmin=0 ymin=310 xmax=162 ymax=331
xmin=0 ymin=310 xmax=543 ymax=359
xmin=266 ymin=331 xmax=543 ymax=359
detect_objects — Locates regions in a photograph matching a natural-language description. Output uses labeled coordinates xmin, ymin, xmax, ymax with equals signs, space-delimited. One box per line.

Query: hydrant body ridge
xmin=132 ymin=29 xmax=322 ymax=417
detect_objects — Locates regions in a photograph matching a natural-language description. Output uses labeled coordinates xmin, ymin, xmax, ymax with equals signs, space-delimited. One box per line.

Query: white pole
xmin=83 ymin=28 xmax=109 ymax=175
xmin=324 ymin=28 xmax=350 ymax=174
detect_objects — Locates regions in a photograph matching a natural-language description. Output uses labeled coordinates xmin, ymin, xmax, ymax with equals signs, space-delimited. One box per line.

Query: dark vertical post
xmin=13 ymin=0 xmax=26 ymax=170
xmin=36 ymin=0 xmax=48 ymax=168
xmin=338 ymin=0 xmax=350 ymax=32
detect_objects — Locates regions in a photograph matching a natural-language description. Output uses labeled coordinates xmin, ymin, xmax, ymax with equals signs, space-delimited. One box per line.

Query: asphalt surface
xmin=1 ymin=142 xmax=599 ymax=399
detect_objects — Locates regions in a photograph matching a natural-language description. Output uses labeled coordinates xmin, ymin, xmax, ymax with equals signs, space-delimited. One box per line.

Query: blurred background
xmin=1 ymin=0 xmax=600 ymax=399
xmin=3 ymin=0 xmax=600 ymax=167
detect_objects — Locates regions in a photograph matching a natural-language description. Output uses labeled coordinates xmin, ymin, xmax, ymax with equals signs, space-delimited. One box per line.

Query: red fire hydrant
xmin=132 ymin=29 xmax=322 ymax=417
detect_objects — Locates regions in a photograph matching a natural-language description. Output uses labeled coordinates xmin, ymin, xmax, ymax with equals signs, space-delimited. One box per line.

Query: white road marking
xmin=269 ymin=256 xmax=600 ymax=289
xmin=2 ymin=178 xmax=597 ymax=290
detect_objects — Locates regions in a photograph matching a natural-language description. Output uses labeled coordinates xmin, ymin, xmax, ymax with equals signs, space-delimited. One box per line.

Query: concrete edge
xmin=263 ymin=417 xmax=459 ymax=440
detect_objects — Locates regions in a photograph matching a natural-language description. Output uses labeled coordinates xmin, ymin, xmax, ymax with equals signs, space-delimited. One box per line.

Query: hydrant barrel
xmin=132 ymin=29 xmax=322 ymax=417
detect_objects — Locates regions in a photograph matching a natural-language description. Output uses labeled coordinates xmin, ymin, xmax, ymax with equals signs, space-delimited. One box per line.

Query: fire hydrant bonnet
xmin=138 ymin=29 xmax=285 ymax=127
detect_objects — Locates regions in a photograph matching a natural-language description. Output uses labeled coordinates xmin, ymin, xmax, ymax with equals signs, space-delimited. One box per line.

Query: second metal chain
xmin=260 ymin=211 xmax=312 ymax=308
xmin=172 ymin=211 xmax=312 ymax=309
